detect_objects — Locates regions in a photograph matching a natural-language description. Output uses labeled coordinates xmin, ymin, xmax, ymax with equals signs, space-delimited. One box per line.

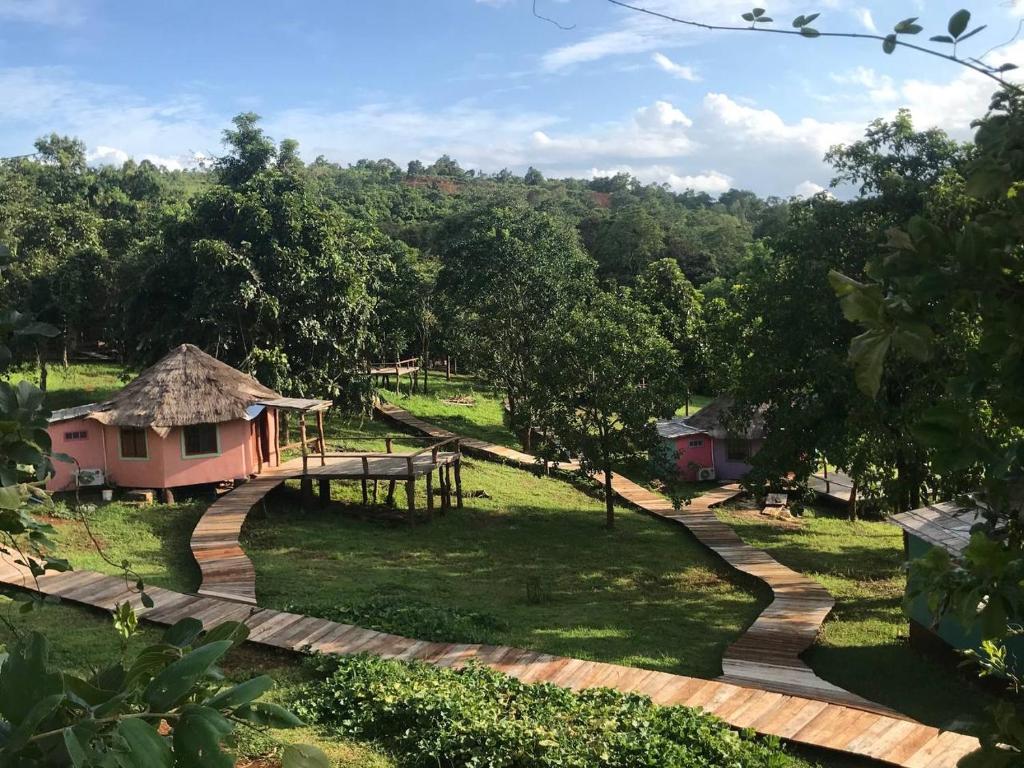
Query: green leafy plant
xmin=295 ymin=653 xmax=804 ymax=768
xmin=0 ymin=616 xmax=328 ymax=767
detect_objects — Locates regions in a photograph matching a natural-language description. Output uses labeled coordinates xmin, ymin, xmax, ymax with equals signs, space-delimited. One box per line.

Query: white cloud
xmin=831 ymin=66 xmax=898 ymax=103
xmin=852 ymin=7 xmax=877 ymax=33
xmin=635 ymin=100 xmax=692 ymax=128
xmin=541 ymin=0 xmax=774 ymax=71
xmin=0 ymin=0 xmax=83 ymax=25
xmin=652 ymin=52 xmax=700 ymax=81
xmin=702 ymin=92 xmax=861 ymax=155
xmin=794 ymin=180 xmax=826 ymax=197
xmin=590 ymin=163 xmax=731 ymax=193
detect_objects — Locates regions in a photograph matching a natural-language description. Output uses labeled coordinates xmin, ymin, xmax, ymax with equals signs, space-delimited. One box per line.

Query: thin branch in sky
xmin=533 ymin=0 xmax=575 ymax=30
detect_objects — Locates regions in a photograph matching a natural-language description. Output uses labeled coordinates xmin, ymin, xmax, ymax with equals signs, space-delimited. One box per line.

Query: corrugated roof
xmin=655 ymin=396 xmax=766 ymax=441
xmin=891 ymin=501 xmax=981 ymax=557
xmin=655 ymin=418 xmax=705 ymax=439
xmin=49 ymin=402 xmax=109 ymax=423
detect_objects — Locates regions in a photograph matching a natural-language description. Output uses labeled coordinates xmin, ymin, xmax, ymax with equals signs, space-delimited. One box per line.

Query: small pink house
xmin=653 ymin=397 xmax=765 ymax=482
xmin=47 ymin=344 xmax=285 ymax=497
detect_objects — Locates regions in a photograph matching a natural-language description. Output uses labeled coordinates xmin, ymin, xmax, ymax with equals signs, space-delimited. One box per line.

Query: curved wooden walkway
xmin=374 ymin=403 xmax=873 ymax=709
xmin=0 ymin=557 xmax=979 ymax=767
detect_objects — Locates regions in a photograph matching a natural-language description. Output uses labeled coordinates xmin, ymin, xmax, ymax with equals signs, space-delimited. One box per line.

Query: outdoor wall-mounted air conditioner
xmin=75 ymin=468 xmax=105 ymax=487
xmin=698 ymin=467 xmax=717 ymax=481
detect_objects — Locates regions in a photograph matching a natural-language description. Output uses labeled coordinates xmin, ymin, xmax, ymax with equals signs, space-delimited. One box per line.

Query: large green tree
xmin=532 ymin=290 xmax=680 ymax=528
xmin=436 ymin=202 xmax=596 ymax=445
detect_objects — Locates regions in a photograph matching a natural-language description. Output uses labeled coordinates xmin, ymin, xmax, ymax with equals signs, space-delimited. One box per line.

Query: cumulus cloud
xmin=794 ymin=180 xmax=826 ymax=197
xmin=830 ymin=67 xmax=898 ymax=103
xmin=652 ymin=52 xmax=700 ymax=81
xmin=590 ymin=164 xmax=732 ymax=193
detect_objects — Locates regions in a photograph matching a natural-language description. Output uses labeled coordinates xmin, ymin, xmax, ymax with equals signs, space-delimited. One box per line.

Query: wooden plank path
xmin=0 ymin=557 xmax=979 ymax=767
xmin=372 ymin=404 xmax=906 ymax=712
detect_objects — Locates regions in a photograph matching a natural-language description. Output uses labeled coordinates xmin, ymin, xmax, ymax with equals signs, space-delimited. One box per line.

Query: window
xmin=64 ymin=430 xmax=88 ymax=441
xmin=688 ymin=439 xmax=704 ymax=448
xmin=726 ymin=437 xmax=749 ymax=462
xmin=120 ymin=427 xmax=148 ymax=459
xmin=183 ymin=423 xmax=219 ymax=457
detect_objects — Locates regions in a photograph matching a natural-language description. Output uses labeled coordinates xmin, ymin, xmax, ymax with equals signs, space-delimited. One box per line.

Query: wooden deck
xmin=0 ymin=557 xmax=980 ymax=767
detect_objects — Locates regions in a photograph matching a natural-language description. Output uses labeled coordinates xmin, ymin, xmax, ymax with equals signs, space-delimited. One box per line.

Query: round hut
xmin=47 ymin=344 xmax=283 ymax=497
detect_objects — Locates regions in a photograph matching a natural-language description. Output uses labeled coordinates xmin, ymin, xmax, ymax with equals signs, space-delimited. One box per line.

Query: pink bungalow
xmin=47 ymin=344 xmax=288 ymax=499
xmin=653 ymin=397 xmax=766 ymax=482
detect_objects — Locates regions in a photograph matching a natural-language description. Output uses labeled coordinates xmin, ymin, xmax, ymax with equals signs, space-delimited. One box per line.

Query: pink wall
xmin=47 ymin=412 xmax=280 ymax=492
xmin=48 ymin=418 xmax=107 ymax=492
xmin=674 ymin=433 xmax=715 ymax=481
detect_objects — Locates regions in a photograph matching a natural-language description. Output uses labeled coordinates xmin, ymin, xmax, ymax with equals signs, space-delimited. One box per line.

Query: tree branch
xmin=604 ymin=0 xmax=1021 ymax=93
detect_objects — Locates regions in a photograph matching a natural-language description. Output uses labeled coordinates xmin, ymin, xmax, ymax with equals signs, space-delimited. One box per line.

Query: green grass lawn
xmin=383 ymin=374 xmax=522 ymax=448
xmin=717 ymin=504 xmax=996 ymax=731
xmin=245 ymin=413 xmax=764 ymax=678
xmin=8 ymin=362 xmax=129 ymax=411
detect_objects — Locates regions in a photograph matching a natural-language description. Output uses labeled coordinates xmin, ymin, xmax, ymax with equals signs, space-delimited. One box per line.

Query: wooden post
xmin=395 ymin=363 xmax=401 ymax=394
xmin=413 ymin=367 xmax=419 ymax=395
xmin=282 ymin=412 xmax=290 ymax=446
xmin=373 ymin=479 xmax=378 ymax=503
xmin=319 ymin=478 xmax=331 ymax=507
xmin=254 ymin=422 xmax=263 ymax=475
xmin=163 ymin=487 xmax=175 ymax=505
xmin=823 ymin=460 xmax=830 ymax=493
xmin=316 ymin=409 xmax=326 ymax=467
xmin=385 ymin=437 xmax=396 ymax=506
xmin=423 ymin=357 xmax=429 ymax=394
xmin=446 ymin=356 xmax=451 ymax=380
xmin=361 ymin=456 xmax=369 ymax=506
xmin=301 ymin=477 xmax=314 ymax=508
xmin=444 ymin=464 xmax=452 ymax=512
xmin=406 ymin=456 xmax=415 ymax=524
xmin=426 ymin=469 xmax=434 ymax=515
xmin=299 ymin=413 xmax=308 ymax=475
xmin=454 ymin=454 xmax=463 ymax=509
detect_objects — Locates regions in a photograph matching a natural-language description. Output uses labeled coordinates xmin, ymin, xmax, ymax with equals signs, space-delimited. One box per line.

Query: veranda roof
xmin=89 ymin=344 xmax=280 ymax=428
xmin=891 ymin=501 xmax=981 ymax=558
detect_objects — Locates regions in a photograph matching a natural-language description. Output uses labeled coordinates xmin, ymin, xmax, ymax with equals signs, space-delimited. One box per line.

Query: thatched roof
xmin=90 ymin=344 xmax=280 ymax=428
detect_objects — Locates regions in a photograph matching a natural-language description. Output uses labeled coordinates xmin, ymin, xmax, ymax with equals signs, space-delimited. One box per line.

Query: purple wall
xmin=711 ymin=437 xmax=764 ymax=481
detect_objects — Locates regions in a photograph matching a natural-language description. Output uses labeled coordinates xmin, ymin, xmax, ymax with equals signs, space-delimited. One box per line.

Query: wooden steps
xmin=0 ymin=558 xmax=979 ymax=768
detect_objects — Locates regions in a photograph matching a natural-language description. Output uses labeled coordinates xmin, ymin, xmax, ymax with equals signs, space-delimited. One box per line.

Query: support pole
xmin=454 ymin=454 xmax=463 ymax=509
xmin=301 ymin=477 xmax=314 ymax=508
xmin=406 ymin=455 xmax=416 ymax=524
xmin=385 ymin=437 xmax=396 ymax=506
xmin=446 ymin=357 xmax=451 ymax=380
xmin=316 ymin=409 xmax=326 ymax=467
xmin=426 ymin=470 xmax=434 ymax=515
xmin=299 ymin=413 xmax=308 ymax=475
xmin=319 ymin=478 xmax=331 ymax=507
xmin=361 ymin=456 xmax=369 ymax=506
xmin=423 ymin=357 xmax=429 ymax=395
xmin=444 ymin=464 xmax=452 ymax=512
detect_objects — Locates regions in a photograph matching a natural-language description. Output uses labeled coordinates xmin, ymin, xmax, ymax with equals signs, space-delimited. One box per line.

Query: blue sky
xmin=1 ymin=0 xmax=1022 ymax=195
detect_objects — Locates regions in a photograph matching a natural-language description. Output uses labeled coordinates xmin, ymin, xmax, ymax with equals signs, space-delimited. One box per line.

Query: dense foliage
xmin=295 ymin=654 xmax=804 ymax=768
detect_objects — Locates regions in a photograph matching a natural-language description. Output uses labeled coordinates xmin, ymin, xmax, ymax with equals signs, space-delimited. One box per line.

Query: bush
xmin=284 ymin=594 xmax=506 ymax=644
xmin=294 ymin=654 xmax=806 ymax=768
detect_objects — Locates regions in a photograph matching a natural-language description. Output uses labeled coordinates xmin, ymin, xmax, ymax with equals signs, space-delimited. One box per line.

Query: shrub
xmin=284 ymin=594 xmax=506 ymax=645
xmin=294 ymin=654 xmax=806 ymax=768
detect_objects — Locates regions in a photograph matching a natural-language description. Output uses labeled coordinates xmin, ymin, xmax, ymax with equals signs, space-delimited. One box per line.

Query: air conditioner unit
xmin=75 ymin=468 xmax=105 ymax=487
xmin=698 ymin=467 xmax=717 ymax=481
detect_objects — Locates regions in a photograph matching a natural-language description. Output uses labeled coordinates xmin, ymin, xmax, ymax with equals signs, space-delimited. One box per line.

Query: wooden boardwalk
xmin=375 ymin=403 xmax=874 ymax=709
xmin=0 ymin=558 xmax=979 ymax=767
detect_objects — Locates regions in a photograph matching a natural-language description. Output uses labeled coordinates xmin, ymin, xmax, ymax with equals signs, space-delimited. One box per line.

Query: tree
xmin=533 ymin=291 xmax=680 ymax=528
xmin=215 ymin=112 xmax=276 ymax=188
xmin=831 ymin=88 xmax=1024 ymax=762
xmin=633 ymin=258 xmax=705 ymax=407
xmin=436 ymin=203 xmax=596 ymax=446
xmin=524 ymin=166 xmax=545 ymax=186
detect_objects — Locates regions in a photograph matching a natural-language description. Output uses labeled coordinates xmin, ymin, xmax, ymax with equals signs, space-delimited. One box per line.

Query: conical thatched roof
xmin=91 ymin=344 xmax=280 ymax=428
